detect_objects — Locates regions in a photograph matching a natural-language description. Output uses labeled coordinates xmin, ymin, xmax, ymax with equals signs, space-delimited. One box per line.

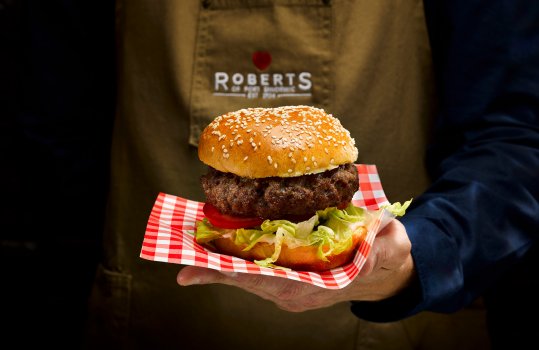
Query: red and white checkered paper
xmin=140 ymin=164 xmax=394 ymax=289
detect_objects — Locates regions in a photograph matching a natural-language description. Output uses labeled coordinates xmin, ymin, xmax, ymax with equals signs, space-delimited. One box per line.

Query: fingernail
xmin=179 ymin=276 xmax=200 ymax=286
xmin=222 ymin=271 xmax=238 ymax=278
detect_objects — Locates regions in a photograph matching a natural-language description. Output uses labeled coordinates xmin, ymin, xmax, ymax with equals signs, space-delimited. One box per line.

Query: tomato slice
xmin=337 ymin=202 xmax=349 ymax=210
xmin=203 ymin=203 xmax=264 ymax=229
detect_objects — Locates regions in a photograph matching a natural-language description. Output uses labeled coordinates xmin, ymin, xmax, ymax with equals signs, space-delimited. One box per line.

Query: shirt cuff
xmin=350 ymin=216 xmax=462 ymax=321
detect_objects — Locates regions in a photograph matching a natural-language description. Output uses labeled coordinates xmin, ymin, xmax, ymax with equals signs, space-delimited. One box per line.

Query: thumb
xmin=358 ymin=219 xmax=409 ymax=277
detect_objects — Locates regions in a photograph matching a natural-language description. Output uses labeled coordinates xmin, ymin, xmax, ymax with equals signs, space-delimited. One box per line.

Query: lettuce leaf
xmin=194 ymin=201 xmax=411 ymax=269
xmin=195 ymin=219 xmax=226 ymax=244
xmin=380 ymin=199 xmax=413 ymax=217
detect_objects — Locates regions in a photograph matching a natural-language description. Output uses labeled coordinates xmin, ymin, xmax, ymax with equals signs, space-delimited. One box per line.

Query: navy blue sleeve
xmin=351 ymin=0 xmax=539 ymax=321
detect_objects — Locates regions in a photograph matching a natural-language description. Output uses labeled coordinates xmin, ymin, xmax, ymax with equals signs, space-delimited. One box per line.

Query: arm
xmin=177 ymin=0 xmax=539 ymax=318
xmin=352 ymin=0 xmax=539 ymax=321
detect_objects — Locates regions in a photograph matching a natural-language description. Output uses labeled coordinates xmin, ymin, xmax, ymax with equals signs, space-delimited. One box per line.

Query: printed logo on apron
xmin=189 ymin=0 xmax=332 ymax=146
xmin=213 ymin=50 xmax=313 ymax=100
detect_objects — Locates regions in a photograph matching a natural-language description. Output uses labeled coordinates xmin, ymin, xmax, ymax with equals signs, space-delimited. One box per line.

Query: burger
xmin=194 ymin=105 xmax=367 ymax=272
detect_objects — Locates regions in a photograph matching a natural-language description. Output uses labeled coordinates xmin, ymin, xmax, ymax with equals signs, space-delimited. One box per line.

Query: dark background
xmin=0 ymin=0 xmax=115 ymax=347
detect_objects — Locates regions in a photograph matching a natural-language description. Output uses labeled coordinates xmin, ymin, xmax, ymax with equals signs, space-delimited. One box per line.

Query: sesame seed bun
xmin=198 ymin=106 xmax=358 ymax=178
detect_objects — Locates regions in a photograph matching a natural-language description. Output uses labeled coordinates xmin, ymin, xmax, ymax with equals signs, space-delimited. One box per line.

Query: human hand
xmin=177 ymin=219 xmax=415 ymax=312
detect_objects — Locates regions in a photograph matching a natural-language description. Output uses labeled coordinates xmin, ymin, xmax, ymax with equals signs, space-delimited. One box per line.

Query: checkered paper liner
xmin=140 ymin=164 xmax=395 ymax=289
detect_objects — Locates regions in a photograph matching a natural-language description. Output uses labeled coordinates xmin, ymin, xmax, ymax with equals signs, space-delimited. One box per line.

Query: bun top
xmin=198 ymin=106 xmax=358 ymax=178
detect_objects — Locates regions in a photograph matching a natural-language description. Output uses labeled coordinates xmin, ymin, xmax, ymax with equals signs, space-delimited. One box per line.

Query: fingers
xmin=177 ymin=265 xmax=297 ymax=300
xmin=177 ymin=266 xmax=334 ymax=312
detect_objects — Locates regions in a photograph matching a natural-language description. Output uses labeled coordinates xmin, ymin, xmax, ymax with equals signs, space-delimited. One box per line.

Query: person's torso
xmin=86 ymin=1 xmax=454 ymax=349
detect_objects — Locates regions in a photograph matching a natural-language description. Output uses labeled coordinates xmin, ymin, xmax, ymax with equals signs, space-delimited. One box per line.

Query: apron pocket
xmin=84 ymin=264 xmax=132 ymax=348
xmin=189 ymin=0 xmax=333 ymax=145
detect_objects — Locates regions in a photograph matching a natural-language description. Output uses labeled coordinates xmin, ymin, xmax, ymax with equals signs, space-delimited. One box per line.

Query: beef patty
xmin=201 ymin=163 xmax=358 ymax=219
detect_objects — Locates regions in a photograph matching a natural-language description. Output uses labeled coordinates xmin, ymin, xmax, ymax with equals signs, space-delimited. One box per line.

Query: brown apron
xmin=85 ymin=1 xmax=490 ymax=349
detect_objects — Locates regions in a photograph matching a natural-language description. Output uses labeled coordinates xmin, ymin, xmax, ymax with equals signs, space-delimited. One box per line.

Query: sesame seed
xmin=288 ymin=169 xmax=292 ymax=173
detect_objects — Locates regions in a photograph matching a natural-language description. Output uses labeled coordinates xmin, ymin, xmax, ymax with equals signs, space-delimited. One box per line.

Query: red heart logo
xmin=252 ymin=51 xmax=272 ymax=71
